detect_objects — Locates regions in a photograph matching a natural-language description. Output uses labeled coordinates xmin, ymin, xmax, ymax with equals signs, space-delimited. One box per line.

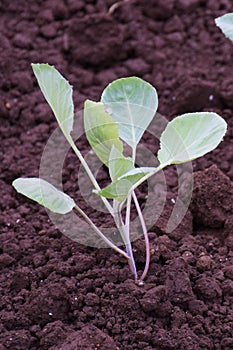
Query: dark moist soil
xmin=0 ymin=1 xmax=233 ymax=349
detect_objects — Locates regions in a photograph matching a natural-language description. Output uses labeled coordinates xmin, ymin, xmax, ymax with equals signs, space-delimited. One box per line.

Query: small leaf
xmin=13 ymin=178 xmax=75 ymax=214
xmin=32 ymin=63 xmax=74 ymax=139
xmin=109 ymin=146 xmax=134 ymax=181
xmin=215 ymin=13 xmax=233 ymax=42
xmin=95 ymin=167 xmax=155 ymax=202
xmin=95 ymin=178 xmax=134 ymax=202
xmin=84 ymin=100 xmax=123 ymax=166
xmin=118 ymin=167 xmax=156 ymax=180
xmin=101 ymin=77 xmax=158 ymax=149
xmin=157 ymin=112 xmax=227 ymax=165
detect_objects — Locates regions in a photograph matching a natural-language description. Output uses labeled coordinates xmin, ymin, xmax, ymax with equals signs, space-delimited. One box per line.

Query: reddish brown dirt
xmin=1 ymin=1 xmax=233 ymax=349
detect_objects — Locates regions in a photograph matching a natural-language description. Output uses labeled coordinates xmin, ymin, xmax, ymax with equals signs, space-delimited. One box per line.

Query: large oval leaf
xmin=101 ymin=77 xmax=158 ymax=150
xmin=84 ymin=100 xmax=123 ymax=166
xmin=13 ymin=178 xmax=75 ymax=214
xmin=32 ymin=63 xmax=74 ymax=139
xmin=157 ymin=112 xmax=227 ymax=165
xmin=215 ymin=13 xmax=233 ymax=42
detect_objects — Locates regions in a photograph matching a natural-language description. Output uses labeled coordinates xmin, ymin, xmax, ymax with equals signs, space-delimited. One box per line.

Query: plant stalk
xmin=114 ymin=202 xmax=138 ymax=280
xmin=125 ymin=241 xmax=138 ymax=280
xmin=74 ymin=205 xmax=129 ymax=260
xmin=119 ymin=145 xmax=139 ymax=280
xmin=124 ymin=194 xmax=138 ymax=279
xmin=69 ymin=139 xmax=114 ymax=216
xmin=131 ymin=164 xmax=166 ymax=195
xmin=132 ymin=191 xmax=150 ymax=281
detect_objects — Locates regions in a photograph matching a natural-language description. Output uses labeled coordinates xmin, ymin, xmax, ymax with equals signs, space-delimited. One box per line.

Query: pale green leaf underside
xmin=95 ymin=167 xmax=155 ymax=202
xmin=84 ymin=100 xmax=123 ymax=166
xmin=215 ymin=13 xmax=233 ymax=42
xmin=13 ymin=178 xmax=75 ymax=214
xmin=158 ymin=112 xmax=227 ymax=165
xmin=32 ymin=63 xmax=74 ymax=139
xmin=101 ymin=77 xmax=158 ymax=149
xmin=109 ymin=146 xmax=134 ymax=182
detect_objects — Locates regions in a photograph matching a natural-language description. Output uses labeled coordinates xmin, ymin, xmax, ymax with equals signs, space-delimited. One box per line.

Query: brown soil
xmin=1 ymin=1 xmax=233 ymax=349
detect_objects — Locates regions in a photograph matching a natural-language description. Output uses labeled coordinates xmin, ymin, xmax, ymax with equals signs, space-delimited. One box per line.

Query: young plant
xmin=13 ymin=64 xmax=227 ymax=283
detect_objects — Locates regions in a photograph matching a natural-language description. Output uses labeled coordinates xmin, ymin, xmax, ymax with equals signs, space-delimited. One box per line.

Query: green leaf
xmin=109 ymin=146 xmax=134 ymax=181
xmin=84 ymin=100 xmax=123 ymax=166
xmin=95 ymin=167 xmax=155 ymax=202
xmin=215 ymin=13 xmax=233 ymax=42
xmin=157 ymin=112 xmax=227 ymax=165
xmin=94 ymin=178 xmax=138 ymax=202
xmin=13 ymin=178 xmax=75 ymax=214
xmin=32 ymin=63 xmax=74 ymax=139
xmin=118 ymin=166 xmax=156 ymax=180
xmin=101 ymin=77 xmax=158 ymax=149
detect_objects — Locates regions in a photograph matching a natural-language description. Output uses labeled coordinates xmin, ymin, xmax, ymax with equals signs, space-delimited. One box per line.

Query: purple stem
xmin=125 ymin=242 xmax=138 ymax=281
xmin=132 ymin=191 xmax=150 ymax=281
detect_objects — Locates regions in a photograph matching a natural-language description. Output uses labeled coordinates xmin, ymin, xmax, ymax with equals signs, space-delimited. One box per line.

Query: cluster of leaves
xmin=13 ymin=64 xmax=227 ymax=282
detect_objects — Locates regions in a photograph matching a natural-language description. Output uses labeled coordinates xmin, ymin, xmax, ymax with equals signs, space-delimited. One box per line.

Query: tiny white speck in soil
xmin=209 ymin=95 xmax=214 ymax=101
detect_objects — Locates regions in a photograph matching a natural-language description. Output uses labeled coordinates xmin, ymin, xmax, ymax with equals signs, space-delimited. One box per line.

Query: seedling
xmin=13 ymin=64 xmax=227 ymax=283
